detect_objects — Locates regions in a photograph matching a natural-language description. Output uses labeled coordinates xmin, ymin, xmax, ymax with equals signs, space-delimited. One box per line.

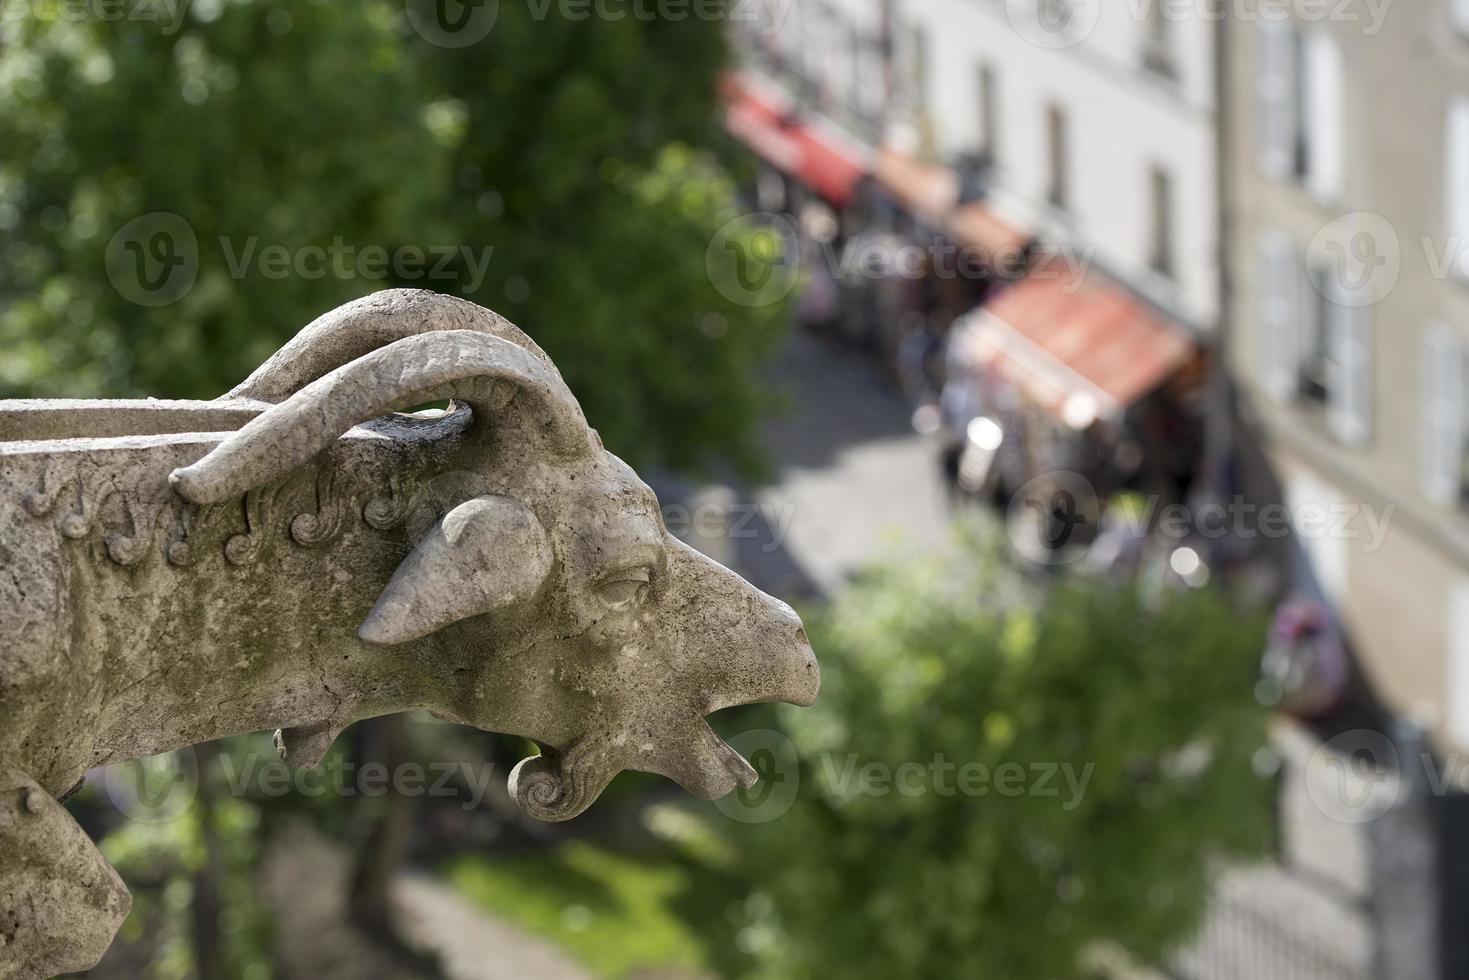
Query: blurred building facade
xmin=1222 ymin=7 xmax=1469 ymax=973
xmin=1223 ymin=0 xmax=1469 ymax=757
xmin=902 ymin=0 xmax=1220 ymax=333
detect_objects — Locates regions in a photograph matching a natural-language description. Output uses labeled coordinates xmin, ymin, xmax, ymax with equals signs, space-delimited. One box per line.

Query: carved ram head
xmin=168 ymin=290 xmax=819 ymax=820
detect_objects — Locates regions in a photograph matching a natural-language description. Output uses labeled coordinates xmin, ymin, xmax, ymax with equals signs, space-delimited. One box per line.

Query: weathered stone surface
xmin=0 ymin=766 xmax=131 ymax=979
xmin=0 ymin=289 xmax=818 ymax=977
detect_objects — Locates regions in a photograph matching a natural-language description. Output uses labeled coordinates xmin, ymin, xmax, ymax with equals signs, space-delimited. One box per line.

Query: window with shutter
xmin=1325 ymin=286 xmax=1371 ymax=446
xmin=1142 ymin=0 xmax=1174 ymax=77
xmin=1255 ymin=19 xmax=1297 ymax=179
xmin=1304 ymin=31 xmax=1345 ymax=203
xmin=1149 ymin=166 xmax=1174 ymax=278
xmin=1448 ymin=100 xmax=1469 ymax=281
xmin=1422 ymin=323 xmax=1465 ymax=505
xmin=909 ymin=23 xmax=929 ymax=113
xmin=1257 ymin=230 xmax=1300 ymax=401
xmin=977 ymin=64 xmax=998 ymax=165
xmin=1046 ymin=103 xmax=1068 ymax=208
xmin=1449 ymin=578 xmax=1469 ymax=749
xmin=1300 ymin=261 xmax=1332 ymax=403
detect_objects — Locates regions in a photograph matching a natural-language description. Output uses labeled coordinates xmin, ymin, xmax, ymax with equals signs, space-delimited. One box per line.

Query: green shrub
xmin=731 ymin=543 xmax=1275 ymax=979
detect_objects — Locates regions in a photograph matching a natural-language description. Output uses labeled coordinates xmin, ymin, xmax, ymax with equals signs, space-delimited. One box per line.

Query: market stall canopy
xmin=873 ymin=148 xmax=1030 ymax=261
xmin=947 ymin=200 xmax=1031 ymax=268
xmin=952 ymin=269 xmax=1194 ymax=429
xmin=872 ymin=148 xmax=958 ymax=223
xmin=721 ymin=71 xmax=870 ymax=207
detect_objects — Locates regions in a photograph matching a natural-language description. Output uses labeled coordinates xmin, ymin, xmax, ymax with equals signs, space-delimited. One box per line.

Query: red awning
xmin=946 ymin=200 xmax=1031 ymax=263
xmin=873 ymin=147 xmax=1029 ymax=262
xmin=872 ymin=148 xmax=958 ymax=223
xmin=721 ymin=72 xmax=869 ymax=207
xmin=953 ymin=269 xmax=1193 ymax=428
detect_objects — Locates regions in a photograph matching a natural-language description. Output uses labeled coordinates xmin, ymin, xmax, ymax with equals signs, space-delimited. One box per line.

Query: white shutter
xmin=1255 ymin=19 xmax=1296 ymax=180
xmin=1257 ymin=230 xmax=1300 ymax=401
xmin=1422 ymin=322 xmax=1464 ymax=505
xmin=1448 ymin=577 xmax=1469 ymax=749
xmin=1285 ymin=470 xmax=1347 ymax=604
xmin=1305 ymin=31 xmax=1344 ymax=203
xmin=1326 ymin=286 xmax=1371 ymax=446
xmin=1448 ymin=100 xmax=1469 ymax=280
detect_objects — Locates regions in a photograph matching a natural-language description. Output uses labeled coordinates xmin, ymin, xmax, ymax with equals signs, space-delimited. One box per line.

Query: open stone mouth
xmin=716 ymin=731 xmax=760 ymax=790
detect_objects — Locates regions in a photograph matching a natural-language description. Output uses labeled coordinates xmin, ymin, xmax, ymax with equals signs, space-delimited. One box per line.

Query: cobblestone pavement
xmin=1169 ymin=721 xmax=1376 ymax=980
xmin=260 ymin=823 xmax=593 ymax=980
xmin=658 ymin=329 xmax=956 ymax=602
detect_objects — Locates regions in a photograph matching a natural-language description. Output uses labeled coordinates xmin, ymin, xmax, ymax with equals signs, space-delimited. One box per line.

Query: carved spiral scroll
xmin=363 ymin=476 xmax=418 ymax=531
xmin=508 ymin=739 xmax=620 ymax=823
xmin=289 ymin=467 xmax=346 ymax=547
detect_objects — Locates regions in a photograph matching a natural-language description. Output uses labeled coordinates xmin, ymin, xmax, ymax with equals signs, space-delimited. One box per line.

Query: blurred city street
xmin=742 ymin=329 xmax=953 ymax=598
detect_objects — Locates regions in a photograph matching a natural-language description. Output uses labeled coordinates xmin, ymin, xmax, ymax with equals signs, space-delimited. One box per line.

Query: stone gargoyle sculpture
xmin=0 ymin=289 xmax=819 ymax=977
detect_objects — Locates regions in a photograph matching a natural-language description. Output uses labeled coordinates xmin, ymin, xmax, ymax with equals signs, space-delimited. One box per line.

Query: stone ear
xmin=359 ymin=495 xmax=551 ymax=647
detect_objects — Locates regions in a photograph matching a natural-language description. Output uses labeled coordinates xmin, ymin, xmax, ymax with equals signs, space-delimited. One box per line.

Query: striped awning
xmin=953 ymin=268 xmax=1194 ymax=428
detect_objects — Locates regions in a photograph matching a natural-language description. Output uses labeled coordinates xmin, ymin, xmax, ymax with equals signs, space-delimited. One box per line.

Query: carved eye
xmin=598 ymin=567 xmax=652 ymax=608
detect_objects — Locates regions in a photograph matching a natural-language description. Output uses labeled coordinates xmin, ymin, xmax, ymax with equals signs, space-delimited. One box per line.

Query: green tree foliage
xmin=734 ymin=543 xmax=1275 ymax=979
xmin=0 ymin=0 xmax=785 ymax=473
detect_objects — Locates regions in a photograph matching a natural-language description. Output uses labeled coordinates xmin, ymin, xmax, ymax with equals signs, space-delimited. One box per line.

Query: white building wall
xmin=907 ymin=0 xmax=1220 ymax=329
xmin=738 ymin=0 xmax=1220 ymax=329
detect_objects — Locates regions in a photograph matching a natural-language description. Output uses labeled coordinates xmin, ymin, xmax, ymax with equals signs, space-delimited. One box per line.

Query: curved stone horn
xmin=225 ymin=289 xmax=555 ymax=403
xmin=170 ymin=330 xmax=591 ymax=505
xmin=359 ymin=494 xmax=553 ymax=647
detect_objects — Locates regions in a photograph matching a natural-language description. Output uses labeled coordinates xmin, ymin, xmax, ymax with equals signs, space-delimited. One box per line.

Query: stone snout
xmin=344 ymin=485 xmax=820 ymax=822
